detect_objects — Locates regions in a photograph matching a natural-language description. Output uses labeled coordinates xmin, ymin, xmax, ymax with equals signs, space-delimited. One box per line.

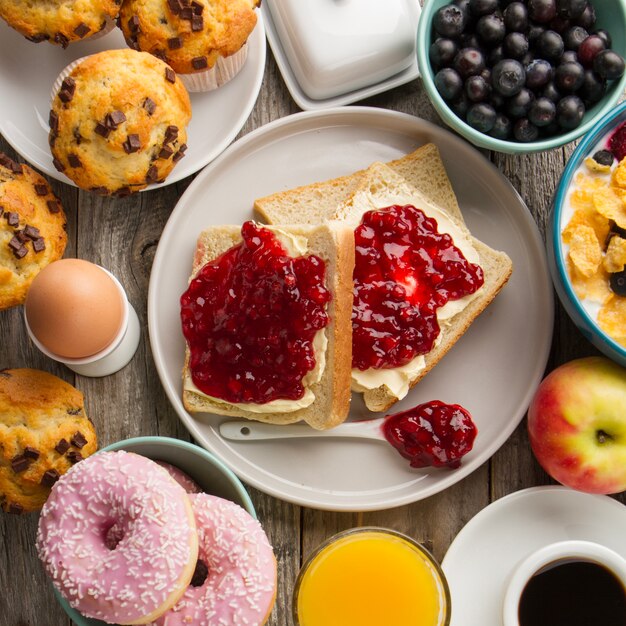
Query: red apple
xmin=527 ymin=356 xmax=626 ymax=494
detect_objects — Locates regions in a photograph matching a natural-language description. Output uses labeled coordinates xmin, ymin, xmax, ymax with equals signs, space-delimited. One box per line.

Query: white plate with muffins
xmin=0 ymin=7 xmax=265 ymax=191
xmin=148 ymin=107 xmax=554 ymax=512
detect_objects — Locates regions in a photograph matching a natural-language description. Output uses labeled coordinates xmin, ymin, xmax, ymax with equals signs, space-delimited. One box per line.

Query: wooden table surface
xmin=2 ymin=27 xmax=625 ymax=626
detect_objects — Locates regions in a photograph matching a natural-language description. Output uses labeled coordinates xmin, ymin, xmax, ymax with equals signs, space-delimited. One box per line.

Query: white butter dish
xmin=263 ymin=0 xmax=421 ymax=110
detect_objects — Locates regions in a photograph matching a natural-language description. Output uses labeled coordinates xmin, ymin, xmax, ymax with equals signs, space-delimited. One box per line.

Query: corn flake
xmin=562 ymin=207 xmax=610 ymax=245
xmin=566 ymin=257 xmax=613 ymax=304
xmin=567 ymin=224 xmax=602 ymax=277
xmin=604 ymin=236 xmax=626 ymax=273
xmin=593 ymin=187 xmax=626 ymax=229
xmin=584 ymin=156 xmax=611 ymax=174
xmin=598 ymin=296 xmax=626 ymax=347
xmin=612 ymin=158 xmax=626 ymax=189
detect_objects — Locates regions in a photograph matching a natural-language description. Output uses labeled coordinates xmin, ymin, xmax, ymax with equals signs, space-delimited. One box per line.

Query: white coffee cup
xmin=502 ymin=540 xmax=626 ymax=626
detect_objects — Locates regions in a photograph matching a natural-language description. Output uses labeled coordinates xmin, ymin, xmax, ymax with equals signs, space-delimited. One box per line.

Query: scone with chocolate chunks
xmin=49 ymin=49 xmax=191 ymax=195
xmin=0 ymin=0 xmax=120 ymax=47
xmin=119 ymin=0 xmax=260 ymax=90
xmin=0 ymin=369 xmax=98 ymax=514
xmin=0 ymin=154 xmax=67 ymax=310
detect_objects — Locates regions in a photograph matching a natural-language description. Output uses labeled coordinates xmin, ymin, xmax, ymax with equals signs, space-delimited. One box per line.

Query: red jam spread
xmin=382 ymin=400 xmax=477 ymax=469
xmin=180 ymin=221 xmax=331 ymax=404
xmin=352 ymin=204 xmax=484 ymax=370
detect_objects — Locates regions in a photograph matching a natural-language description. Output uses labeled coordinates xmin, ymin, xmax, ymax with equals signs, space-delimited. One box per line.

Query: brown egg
xmin=25 ymin=259 xmax=125 ymax=359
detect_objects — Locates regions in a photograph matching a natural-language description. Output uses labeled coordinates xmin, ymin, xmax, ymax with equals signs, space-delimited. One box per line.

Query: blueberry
xmin=476 ymin=13 xmax=506 ymax=46
xmin=593 ymin=50 xmax=626 ymax=80
xmin=504 ymin=32 xmax=529 ymax=60
xmin=528 ymin=97 xmax=557 ymax=126
xmin=434 ymin=5 xmax=467 ymax=38
xmin=450 ymin=94 xmax=471 ymax=118
xmin=578 ymin=35 xmax=606 ymax=68
xmin=593 ymin=29 xmax=612 ymax=49
xmin=460 ymin=32 xmax=482 ymax=50
xmin=466 ymin=102 xmax=497 ymax=132
xmin=526 ymin=59 xmax=553 ymax=90
xmin=489 ymin=113 xmax=513 ymax=139
xmin=528 ymin=24 xmax=545 ymax=46
xmin=592 ymin=150 xmax=614 ymax=166
xmin=541 ymin=120 xmax=562 ymax=136
xmin=528 ymin=0 xmax=557 ymax=24
xmin=503 ymin=2 xmax=528 ymax=32
xmin=563 ymin=26 xmax=588 ymax=51
xmin=514 ymin=118 xmax=540 ymax=141
xmin=454 ymin=48 xmax=486 ymax=78
xmin=555 ymin=61 xmax=585 ymax=92
xmin=506 ymin=88 xmax=535 ymax=118
xmin=536 ymin=30 xmax=565 ymax=62
xmin=610 ymin=270 xmax=626 ymax=297
xmin=548 ymin=15 xmax=571 ymax=35
xmin=492 ymin=58 xmax=526 ymax=96
xmin=465 ymin=75 xmax=492 ymax=102
xmin=556 ymin=0 xmax=587 ymax=19
xmin=490 ymin=92 xmax=506 ymax=109
xmin=541 ymin=81 xmax=562 ymax=102
xmin=434 ymin=68 xmax=464 ymax=100
xmin=560 ymin=50 xmax=579 ymax=64
xmin=556 ymin=94 xmax=585 ymax=129
xmin=489 ymin=45 xmax=505 ymax=66
xmin=575 ymin=4 xmax=596 ymax=30
xmin=430 ymin=38 xmax=459 ymax=70
xmin=578 ymin=69 xmax=605 ymax=105
xmin=469 ymin=0 xmax=499 ymax=16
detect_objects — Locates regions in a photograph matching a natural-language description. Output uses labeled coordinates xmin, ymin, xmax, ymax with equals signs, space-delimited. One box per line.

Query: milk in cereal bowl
xmin=549 ymin=101 xmax=626 ymax=366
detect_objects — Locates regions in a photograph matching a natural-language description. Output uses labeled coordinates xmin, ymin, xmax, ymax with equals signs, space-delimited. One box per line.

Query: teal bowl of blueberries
xmin=416 ymin=0 xmax=626 ymax=153
xmin=548 ymin=100 xmax=626 ymax=366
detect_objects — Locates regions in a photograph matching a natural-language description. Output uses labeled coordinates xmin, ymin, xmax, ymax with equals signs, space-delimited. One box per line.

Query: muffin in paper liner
xmin=0 ymin=1 xmax=119 ymax=47
xmin=48 ymin=49 xmax=192 ymax=195
xmin=179 ymin=43 xmax=248 ymax=93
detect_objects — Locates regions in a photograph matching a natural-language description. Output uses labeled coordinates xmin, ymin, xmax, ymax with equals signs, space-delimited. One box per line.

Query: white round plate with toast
xmin=149 ymin=107 xmax=553 ymax=511
xmin=0 ymin=14 xmax=265 ymax=189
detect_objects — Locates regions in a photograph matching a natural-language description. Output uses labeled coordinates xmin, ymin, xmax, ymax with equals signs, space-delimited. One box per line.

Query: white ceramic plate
xmin=0 ymin=15 xmax=265 ymax=187
xmin=261 ymin=3 xmax=420 ymax=110
xmin=148 ymin=107 xmax=553 ymax=511
xmin=442 ymin=486 xmax=626 ymax=626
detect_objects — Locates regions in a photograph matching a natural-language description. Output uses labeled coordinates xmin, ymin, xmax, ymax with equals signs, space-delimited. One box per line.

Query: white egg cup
xmin=24 ymin=267 xmax=141 ymax=377
xmin=502 ymin=540 xmax=626 ymax=626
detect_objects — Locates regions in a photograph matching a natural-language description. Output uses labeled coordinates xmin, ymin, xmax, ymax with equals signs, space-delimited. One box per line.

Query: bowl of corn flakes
xmin=550 ymin=101 xmax=626 ymax=366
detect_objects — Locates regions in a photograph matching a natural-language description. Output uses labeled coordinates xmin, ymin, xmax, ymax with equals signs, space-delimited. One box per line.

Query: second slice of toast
xmin=334 ymin=162 xmax=513 ymax=412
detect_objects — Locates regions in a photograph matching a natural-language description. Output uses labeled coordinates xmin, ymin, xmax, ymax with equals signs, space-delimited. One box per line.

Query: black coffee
xmin=518 ymin=559 xmax=626 ymax=626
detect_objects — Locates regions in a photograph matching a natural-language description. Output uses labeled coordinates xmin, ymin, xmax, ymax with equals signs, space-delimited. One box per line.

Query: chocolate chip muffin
xmin=49 ymin=49 xmax=192 ymax=195
xmin=0 ymin=154 xmax=67 ymax=310
xmin=0 ymin=0 xmax=120 ymax=47
xmin=119 ymin=0 xmax=260 ymax=91
xmin=0 ymin=369 xmax=98 ymax=514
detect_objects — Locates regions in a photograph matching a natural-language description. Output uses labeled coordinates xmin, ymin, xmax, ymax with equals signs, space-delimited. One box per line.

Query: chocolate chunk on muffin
xmin=0 ymin=155 xmax=67 ymax=310
xmin=0 ymin=0 xmax=120 ymax=47
xmin=119 ymin=0 xmax=260 ymax=91
xmin=0 ymin=369 xmax=97 ymax=514
xmin=49 ymin=49 xmax=191 ymax=195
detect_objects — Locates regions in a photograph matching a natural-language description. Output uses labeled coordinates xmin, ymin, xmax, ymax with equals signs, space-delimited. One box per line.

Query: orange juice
xmin=293 ymin=528 xmax=450 ymax=626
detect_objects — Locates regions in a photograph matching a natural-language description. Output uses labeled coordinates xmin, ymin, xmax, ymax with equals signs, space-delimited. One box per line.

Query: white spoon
xmin=219 ymin=419 xmax=387 ymax=442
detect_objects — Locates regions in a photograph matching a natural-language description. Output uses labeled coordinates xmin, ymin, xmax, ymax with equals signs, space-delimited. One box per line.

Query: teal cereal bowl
xmin=51 ymin=436 xmax=255 ymax=625
xmin=416 ymin=0 xmax=626 ymax=153
xmin=548 ymin=101 xmax=626 ymax=366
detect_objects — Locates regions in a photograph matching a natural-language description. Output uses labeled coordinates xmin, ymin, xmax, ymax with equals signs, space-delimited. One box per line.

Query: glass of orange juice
xmin=293 ymin=527 xmax=451 ymax=626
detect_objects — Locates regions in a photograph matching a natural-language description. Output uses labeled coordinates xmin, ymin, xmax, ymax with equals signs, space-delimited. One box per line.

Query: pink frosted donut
xmin=155 ymin=461 xmax=203 ymax=494
xmin=150 ymin=493 xmax=277 ymax=626
xmin=36 ymin=450 xmax=199 ymax=625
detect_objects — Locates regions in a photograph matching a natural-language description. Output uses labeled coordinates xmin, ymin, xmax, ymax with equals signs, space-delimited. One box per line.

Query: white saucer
xmin=442 ymin=486 xmax=626 ymax=626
